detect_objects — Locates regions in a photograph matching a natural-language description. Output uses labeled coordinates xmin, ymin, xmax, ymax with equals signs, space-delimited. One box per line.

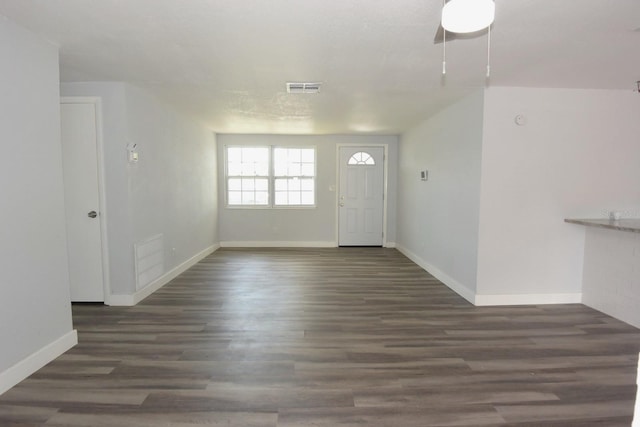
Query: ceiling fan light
xmin=442 ymin=0 xmax=495 ymax=34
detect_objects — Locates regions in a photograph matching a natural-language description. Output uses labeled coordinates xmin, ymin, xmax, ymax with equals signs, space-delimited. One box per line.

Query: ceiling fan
xmin=433 ymin=25 xmax=488 ymax=44
xmin=433 ymin=0 xmax=495 ymax=44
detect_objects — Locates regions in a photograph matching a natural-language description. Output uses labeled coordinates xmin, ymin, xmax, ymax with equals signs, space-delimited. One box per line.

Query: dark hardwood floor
xmin=1 ymin=247 xmax=639 ymax=426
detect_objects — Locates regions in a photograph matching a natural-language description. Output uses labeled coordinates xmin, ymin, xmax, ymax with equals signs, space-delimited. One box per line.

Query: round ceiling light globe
xmin=441 ymin=0 xmax=495 ymax=33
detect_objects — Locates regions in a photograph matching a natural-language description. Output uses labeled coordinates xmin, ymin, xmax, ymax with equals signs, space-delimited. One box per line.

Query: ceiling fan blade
xmin=433 ymin=24 xmax=444 ymax=44
xmin=434 ymin=26 xmax=490 ymax=44
xmin=433 ymin=0 xmax=457 ymax=45
xmin=433 ymin=24 xmax=458 ymax=44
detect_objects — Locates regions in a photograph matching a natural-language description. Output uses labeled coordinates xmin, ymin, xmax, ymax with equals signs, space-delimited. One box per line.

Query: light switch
xmin=127 ymin=143 xmax=139 ymax=163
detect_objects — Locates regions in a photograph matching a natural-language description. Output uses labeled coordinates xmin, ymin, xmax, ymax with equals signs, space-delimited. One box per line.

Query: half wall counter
xmin=565 ymin=218 xmax=640 ymax=329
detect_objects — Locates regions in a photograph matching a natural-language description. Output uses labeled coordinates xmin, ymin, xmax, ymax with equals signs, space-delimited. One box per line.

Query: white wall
xmin=217 ymin=134 xmax=398 ymax=246
xmin=581 ymin=227 xmax=640 ymax=329
xmin=477 ymin=87 xmax=640 ymax=303
xmin=61 ymin=82 xmax=218 ymax=300
xmin=0 ymin=17 xmax=75 ymax=393
xmin=396 ymin=91 xmax=484 ymax=301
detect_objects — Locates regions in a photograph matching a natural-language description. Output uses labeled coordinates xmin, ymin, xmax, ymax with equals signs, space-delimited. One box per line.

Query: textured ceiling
xmin=1 ymin=0 xmax=639 ymax=134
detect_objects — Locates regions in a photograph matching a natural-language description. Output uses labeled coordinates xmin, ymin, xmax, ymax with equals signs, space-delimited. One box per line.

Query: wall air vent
xmin=286 ymin=82 xmax=322 ymax=94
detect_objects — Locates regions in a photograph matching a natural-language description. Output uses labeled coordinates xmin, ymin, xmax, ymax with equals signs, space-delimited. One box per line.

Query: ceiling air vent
xmin=286 ymin=82 xmax=322 ymax=94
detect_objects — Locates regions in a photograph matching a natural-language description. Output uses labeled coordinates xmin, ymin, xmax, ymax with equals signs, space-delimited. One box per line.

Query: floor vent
xmin=134 ymin=234 xmax=164 ymax=291
xmin=286 ymin=82 xmax=322 ymax=94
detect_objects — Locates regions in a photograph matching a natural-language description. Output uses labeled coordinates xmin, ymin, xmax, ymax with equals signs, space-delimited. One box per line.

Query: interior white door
xmin=60 ymin=102 xmax=105 ymax=302
xmin=338 ymin=146 xmax=384 ymax=246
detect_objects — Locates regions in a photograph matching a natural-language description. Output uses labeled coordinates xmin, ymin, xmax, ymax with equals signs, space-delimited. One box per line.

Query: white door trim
xmin=335 ymin=143 xmax=389 ymax=247
xmin=60 ymin=96 xmax=111 ymax=304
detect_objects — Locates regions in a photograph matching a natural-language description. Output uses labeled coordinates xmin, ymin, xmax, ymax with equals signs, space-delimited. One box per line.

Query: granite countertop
xmin=564 ymin=218 xmax=640 ymax=234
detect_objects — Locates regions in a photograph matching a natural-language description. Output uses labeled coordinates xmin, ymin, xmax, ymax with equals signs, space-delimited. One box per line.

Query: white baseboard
xmin=474 ymin=293 xmax=583 ymax=306
xmin=0 ymin=329 xmax=77 ymax=395
xmin=385 ymin=242 xmax=397 ymax=248
xmin=396 ymin=244 xmax=476 ymax=304
xmin=220 ymin=241 xmax=337 ymax=248
xmin=396 ymin=245 xmax=583 ymax=307
xmin=108 ymin=244 xmax=220 ymax=306
xmin=634 ymin=353 xmax=640 ymax=427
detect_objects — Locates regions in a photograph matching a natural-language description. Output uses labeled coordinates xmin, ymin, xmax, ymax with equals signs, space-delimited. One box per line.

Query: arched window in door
xmin=347 ymin=151 xmax=375 ymax=165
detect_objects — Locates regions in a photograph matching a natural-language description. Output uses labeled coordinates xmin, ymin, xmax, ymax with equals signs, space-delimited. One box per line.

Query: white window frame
xmin=225 ymin=146 xmax=271 ymax=208
xmin=273 ymin=147 xmax=316 ymax=208
xmin=224 ymin=145 xmax=317 ymax=209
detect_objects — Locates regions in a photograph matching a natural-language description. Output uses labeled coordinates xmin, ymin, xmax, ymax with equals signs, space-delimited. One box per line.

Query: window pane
xmin=275 ymin=178 xmax=287 ymax=191
xmin=242 ymin=178 xmax=255 ymax=191
xmin=300 ymin=178 xmax=314 ymax=191
xmin=274 ymin=149 xmax=286 ymax=175
xmin=301 ymin=163 xmax=314 ymax=176
xmin=254 ymin=147 xmax=269 ymax=160
xmin=255 ymin=191 xmax=269 ymax=205
xmin=255 ymin=178 xmax=268 ymax=191
xmin=228 ymin=147 xmax=270 ymax=176
xmin=255 ymin=163 xmax=269 ymax=176
xmin=274 ymin=149 xmax=287 ymax=176
xmin=228 ymin=178 xmax=242 ymax=191
xmin=289 ymin=192 xmax=301 ymax=205
xmin=288 ymin=163 xmax=301 ymax=176
xmin=275 ymin=192 xmax=287 ymax=205
xmin=228 ymin=191 xmax=242 ymax=205
xmin=228 ymin=147 xmax=242 ymax=163
xmin=228 ymin=163 xmax=242 ymax=176
xmin=288 ymin=178 xmax=301 ymax=191
xmin=301 ymin=191 xmax=314 ymax=205
xmin=288 ymin=149 xmax=301 ymax=163
xmin=244 ymin=147 xmax=268 ymax=163
xmin=241 ymin=192 xmax=255 ymax=204
xmin=241 ymin=163 xmax=254 ymax=175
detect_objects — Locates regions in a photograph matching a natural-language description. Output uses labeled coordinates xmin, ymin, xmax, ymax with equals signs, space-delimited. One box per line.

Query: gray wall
xmin=61 ymin=82 xmax=219 ymax=297
xmin=0 ymin=18 xmax=74 ymax=377
xmin=397 ymin=91 xmax=484 ymax=300
xmin=217 ymin=134 xmax=398 ymax=245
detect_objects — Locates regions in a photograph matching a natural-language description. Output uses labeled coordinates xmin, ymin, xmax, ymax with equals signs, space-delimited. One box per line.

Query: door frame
xmin=60 ymin=96 xmax=111 ymax=304
xmin=335 ymin=143 xmax=389 ymax=247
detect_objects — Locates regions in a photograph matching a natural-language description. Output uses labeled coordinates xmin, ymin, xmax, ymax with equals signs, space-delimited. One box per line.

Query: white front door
xmin=60 ymin=101 xmax=105 ymax=302
xmin=338 ymin=146 xmax=384 ymax=246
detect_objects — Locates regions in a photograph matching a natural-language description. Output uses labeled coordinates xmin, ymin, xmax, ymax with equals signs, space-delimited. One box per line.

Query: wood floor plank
xmin=0 ymin=247 xmax=638 ymax=426
xmin=277 ymin=406 xmax=506 ymax=427
xmin=44 ymin=411 xmax=278 ymax=427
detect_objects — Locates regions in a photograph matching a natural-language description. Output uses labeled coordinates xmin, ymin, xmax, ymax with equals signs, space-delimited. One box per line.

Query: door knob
xmin=88 ymin=211 xmax=97 ymax=218
xmin=339 ymin=202 xmax=344 ymax=207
